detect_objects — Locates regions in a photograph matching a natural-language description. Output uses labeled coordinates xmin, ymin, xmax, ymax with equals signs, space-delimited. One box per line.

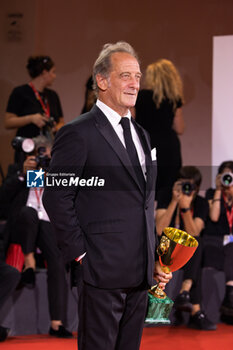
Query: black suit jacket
xmin=43 ymin=105 xmax=157 ymax=289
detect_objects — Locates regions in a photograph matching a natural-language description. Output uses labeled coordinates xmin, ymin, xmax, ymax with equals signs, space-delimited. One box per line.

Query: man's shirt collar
xmin=96 ymin=99 xmax=131 ymax=128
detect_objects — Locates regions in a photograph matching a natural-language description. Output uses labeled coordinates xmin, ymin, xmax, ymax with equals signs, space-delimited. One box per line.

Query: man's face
xmin=97 ymin=52 xmax=141 ymax=116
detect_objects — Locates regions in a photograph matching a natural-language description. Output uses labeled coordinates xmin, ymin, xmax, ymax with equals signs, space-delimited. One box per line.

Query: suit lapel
xmin=132 ymin=119 xmax=154 ymax=198
xmin=91 ymin=105 xmax=144 ymax=194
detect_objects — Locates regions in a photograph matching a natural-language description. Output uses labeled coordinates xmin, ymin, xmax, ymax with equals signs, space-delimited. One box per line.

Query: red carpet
xmin=1 ymin=324 xmax=233 ymax=350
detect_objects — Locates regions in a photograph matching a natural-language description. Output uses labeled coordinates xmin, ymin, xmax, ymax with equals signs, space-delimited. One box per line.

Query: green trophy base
xmin=145 ymin=292 xmax=174 ymax=325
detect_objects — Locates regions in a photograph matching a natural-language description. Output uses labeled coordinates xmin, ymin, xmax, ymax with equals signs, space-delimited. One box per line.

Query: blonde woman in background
xmin=135 ymin=59 xmax=185 ymax=196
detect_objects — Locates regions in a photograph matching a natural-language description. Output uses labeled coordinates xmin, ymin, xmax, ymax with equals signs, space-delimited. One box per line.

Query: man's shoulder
xmin=56 ymin=108 xmax=97 ymax=138
xmin=68 ymin=104 xmax=106 ymax=127
xmin=68 ymin=109 xmax=96 ymax=128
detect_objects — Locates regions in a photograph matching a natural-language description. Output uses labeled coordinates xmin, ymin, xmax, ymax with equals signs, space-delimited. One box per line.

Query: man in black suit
xmin=43 ymin=41 xmax=172 ymax=350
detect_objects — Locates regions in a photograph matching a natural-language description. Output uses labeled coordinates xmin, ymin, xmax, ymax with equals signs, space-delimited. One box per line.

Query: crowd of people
xmin=0 ymin=56 xmax=71 ymax=341
xmin=0 ymin=43 xmax=232 ymax=349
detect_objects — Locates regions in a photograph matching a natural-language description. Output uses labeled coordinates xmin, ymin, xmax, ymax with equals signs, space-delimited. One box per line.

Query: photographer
xmin=4 ymin=55 xmax=64 ymax=163
xmin=203 ymin=161 xmax=233 ymax=325
xmin=0 ymin=136 xmax=72 ymax=338
xmin=156 ymin=166 xmax=216 ymax=330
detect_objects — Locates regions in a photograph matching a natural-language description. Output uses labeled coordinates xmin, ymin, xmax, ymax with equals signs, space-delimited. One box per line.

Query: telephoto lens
xmin=221 ymin=172 xmax=233 ymax=187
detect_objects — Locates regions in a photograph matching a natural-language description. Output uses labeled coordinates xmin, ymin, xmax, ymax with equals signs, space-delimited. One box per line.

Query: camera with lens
xmin=45 ymin=116 xmax=55 ymax=129
xmin=221 ymin=172 xmax=233 ymax=187
xmin=43 ymin=116 xmax=55 ymax=141
xmin=12 ymin=136 xmax=51 ymax=170
xmin=181 ymin=181 xmax=195 ymax=196
xmin=11 ymin=136 xmax=35 ymax=154
xmin=35 ymin=146 xmax=51 ymax=170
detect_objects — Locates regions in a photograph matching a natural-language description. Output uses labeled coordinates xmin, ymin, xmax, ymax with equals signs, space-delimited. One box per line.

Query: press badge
xmin=223 ymin=234 xmax=233 ymax=246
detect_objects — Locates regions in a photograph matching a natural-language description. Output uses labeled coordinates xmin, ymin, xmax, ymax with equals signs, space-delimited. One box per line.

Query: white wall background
xmin=212 ymin=35 xmax=233 ymax=181
xmin=212 ymin=35 xmax=233 ymax=165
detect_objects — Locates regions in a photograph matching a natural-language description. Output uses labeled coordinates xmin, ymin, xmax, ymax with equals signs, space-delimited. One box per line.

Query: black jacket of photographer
xmin=204 ymin=188 xmax=231 ymax=237
xmin=6 ymin=84 xmax=63 ymax=138
xmin=0 ymin=164 xmax=29 ymax=253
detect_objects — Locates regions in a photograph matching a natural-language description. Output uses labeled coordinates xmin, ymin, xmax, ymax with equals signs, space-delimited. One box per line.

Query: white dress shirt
xmin=96 ymin=99 xmax=146 ymax=178
xmin=26 ymin=188 xmax=50 ymax=222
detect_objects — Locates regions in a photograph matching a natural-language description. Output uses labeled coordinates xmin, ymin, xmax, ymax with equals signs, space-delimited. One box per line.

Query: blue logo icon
xmin=27 ymin=169 xmax=45 ymax=187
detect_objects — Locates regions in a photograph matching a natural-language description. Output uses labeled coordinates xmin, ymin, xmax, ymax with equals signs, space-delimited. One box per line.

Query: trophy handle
xmin=148 ymin=285 xmax=166 ymax=299
xmin=157 ymin=235 xmax=170 ymax=256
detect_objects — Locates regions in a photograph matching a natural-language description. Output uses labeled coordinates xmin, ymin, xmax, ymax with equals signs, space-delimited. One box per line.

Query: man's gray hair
xmin=92 ymin=41 xmax=139 ymax=95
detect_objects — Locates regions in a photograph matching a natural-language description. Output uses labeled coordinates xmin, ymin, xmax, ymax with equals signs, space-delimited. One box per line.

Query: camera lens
xmin=37 ymin=146 xmax=46 ymax=155
xmin=36 ymin=155 xmax=51 ymax=170
xmin=221 ymin=172 xmax=233 ymax=187
xmin=182 ymin=182 xmax=194 ymax=196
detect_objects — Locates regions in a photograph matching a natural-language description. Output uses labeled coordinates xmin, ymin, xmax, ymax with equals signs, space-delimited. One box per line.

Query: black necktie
xmin=120 ymin=117 xmax=145 ymax=190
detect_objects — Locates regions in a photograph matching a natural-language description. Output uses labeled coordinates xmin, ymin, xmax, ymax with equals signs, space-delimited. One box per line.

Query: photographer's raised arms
xmin=4 ymin=56 xmax=64 ymax=163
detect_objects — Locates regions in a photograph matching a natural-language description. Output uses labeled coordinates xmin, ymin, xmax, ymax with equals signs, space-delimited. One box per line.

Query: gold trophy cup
xmin=145 ymin=227 xmax=199 ymax=324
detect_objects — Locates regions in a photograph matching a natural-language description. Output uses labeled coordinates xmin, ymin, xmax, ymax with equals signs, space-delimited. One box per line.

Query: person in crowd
xmin=4 ymin=55 xmax=64 ymax=163
xmin=0 ymin=136 xmax=72 ymax=338
xmin=80 ymin=76 xmax=96 ymax=113
xmin=203 ymin=161 xmax=233 ymax=325
xmin=156 ymin=166 xmax=216 ymax=330
xmin=43 ymin=41 xmax=172 ymax=350
xmin=135 ymin=59 xmax=185 ymax=195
